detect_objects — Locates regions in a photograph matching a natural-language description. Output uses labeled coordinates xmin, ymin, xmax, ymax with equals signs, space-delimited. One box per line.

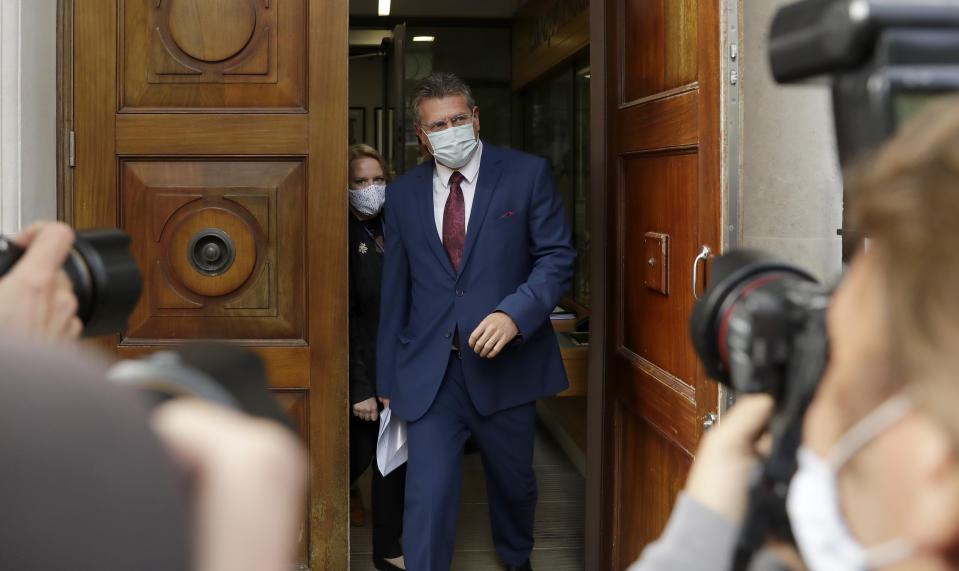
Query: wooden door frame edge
xmin=56 ymin=0 xmax=73 ymax=225
xmin=585 ymin=0 xmax=608 ymax=567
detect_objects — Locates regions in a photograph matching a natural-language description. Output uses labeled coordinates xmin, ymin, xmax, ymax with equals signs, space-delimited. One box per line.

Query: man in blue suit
xmin=376 ymin=72 xmax=575 ymax=571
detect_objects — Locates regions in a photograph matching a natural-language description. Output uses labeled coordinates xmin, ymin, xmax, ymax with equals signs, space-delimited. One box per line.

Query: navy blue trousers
xmin=403 ymin=353 xmax=537 ymax=570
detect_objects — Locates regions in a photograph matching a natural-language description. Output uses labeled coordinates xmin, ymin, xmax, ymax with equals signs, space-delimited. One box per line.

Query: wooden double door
xmin=71 ymin=1 xmax=349 ymax=568
xmin=596 ymin=0 xmax=724 ymax=568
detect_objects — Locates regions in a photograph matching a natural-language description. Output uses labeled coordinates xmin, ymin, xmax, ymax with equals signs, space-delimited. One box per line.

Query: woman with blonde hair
xmin=347 ymin=144 xmax=405 ymax=570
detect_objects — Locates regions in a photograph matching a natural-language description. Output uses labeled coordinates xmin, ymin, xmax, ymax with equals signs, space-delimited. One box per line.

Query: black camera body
xmin=0 ymin=227 xmax=142 ymax=337
xmin=108 ymin=342 xmax=294 ymax=431
xmin=771 ymin=0 xmax=959 ymax=261
xmin=770 ymin=0 xmax=959 ymax=165
xmin=690 ymin=251 xmax=832 ymax=564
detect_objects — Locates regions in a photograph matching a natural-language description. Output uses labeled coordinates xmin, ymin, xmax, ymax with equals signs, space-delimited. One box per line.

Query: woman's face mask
xmin=787 ymin=394 xmax=916 ymax=570
xmin=348 ymin=184 xmax=386 ymax=217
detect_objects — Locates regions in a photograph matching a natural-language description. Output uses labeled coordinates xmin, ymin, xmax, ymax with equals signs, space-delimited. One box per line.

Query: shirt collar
xmin=434 ymin=140 xmax=484 ymax=187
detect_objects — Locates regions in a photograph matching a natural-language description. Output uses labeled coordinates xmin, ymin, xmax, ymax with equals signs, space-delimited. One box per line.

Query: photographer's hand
xmin=684 ymin=394 xmax=775 ymax=524
xmin=0 ymin=222 xmax=82 ymax=340
xmin=151 ymin=398 xmax=307 ymax=571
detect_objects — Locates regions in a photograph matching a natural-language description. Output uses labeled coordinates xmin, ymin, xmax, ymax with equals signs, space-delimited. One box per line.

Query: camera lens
xmin=65 ymin=228 xmax=142 ymax=337
xmin=0 ymin=227 xmax=142 ymax=337
xmin=689 ymin=250 xmax=823 ymax=393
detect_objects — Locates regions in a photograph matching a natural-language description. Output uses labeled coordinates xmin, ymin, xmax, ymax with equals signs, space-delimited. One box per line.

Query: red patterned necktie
xmin=443 ymin=171 xmax=466 ymax=273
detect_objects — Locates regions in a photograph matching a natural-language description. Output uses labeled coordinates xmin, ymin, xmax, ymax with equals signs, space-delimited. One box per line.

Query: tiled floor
xmin=350 ymin=423 xmax=585 ymax=570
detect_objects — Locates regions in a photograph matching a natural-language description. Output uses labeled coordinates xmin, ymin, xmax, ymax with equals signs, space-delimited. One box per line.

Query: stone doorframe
xmin=0 ymin=1 xmax=60 ymax=234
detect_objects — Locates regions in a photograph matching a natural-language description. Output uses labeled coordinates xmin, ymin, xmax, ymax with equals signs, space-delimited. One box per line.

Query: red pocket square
xmin=498 ymin=210 xmax=517 ymax=219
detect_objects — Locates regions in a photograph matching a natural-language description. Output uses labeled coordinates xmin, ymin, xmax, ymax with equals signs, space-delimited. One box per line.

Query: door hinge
xmin=68 ymin=131 xmax=75 ymax=168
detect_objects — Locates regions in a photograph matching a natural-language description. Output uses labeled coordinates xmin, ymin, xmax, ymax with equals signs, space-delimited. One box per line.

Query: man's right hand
xmin=353 ymin=397 xmax=379 ymax=422
xmin=0 ymin=221 xmax=82 ymax=341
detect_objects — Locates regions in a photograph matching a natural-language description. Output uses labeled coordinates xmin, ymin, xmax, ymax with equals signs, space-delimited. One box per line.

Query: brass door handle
xmin=692 ymin=246 xmax=711 ymax=301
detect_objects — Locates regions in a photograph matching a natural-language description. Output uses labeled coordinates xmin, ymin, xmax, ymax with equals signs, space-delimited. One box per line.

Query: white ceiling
xmin=349 ymin=0 xmax=524 ymax=19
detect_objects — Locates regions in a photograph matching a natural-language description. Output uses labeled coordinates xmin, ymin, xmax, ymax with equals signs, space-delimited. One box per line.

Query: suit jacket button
xmin=455 ymin=289 xmax=464 ymax=296
xmin=444 ymin=331 xmax=451 ymax=338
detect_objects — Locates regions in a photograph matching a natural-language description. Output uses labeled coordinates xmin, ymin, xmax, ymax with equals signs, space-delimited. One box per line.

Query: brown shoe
xmin=350 ymin=485 xmax=366 ymax=527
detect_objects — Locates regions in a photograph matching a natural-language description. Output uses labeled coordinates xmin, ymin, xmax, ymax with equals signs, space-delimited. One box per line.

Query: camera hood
xmin=770 ymin=0 xmax=959 ymax=83
xmin=689 ymin=250 xmax=817 ymax=385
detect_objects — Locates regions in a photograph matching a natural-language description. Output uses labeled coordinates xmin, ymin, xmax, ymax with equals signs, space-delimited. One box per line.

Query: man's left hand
xmin=468 ymin=312 xmax=518 ymax=359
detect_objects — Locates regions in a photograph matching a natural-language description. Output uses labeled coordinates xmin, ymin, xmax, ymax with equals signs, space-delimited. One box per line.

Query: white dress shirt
xmin=432 ymin=140 xmax=483 ymax=241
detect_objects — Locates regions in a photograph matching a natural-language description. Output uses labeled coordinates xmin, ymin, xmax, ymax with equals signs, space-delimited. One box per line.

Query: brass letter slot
xmin=643 ymin=232 xmax=669 ymax=295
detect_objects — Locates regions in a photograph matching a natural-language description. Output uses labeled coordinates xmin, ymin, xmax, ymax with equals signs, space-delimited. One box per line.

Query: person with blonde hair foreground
xmin=631 ymin=97 xmax=959 ymax=571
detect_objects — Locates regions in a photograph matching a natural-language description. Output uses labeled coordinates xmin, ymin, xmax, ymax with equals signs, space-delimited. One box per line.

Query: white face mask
xmin=348 ymin=184 xmax=386 ymax=217
xmin=787 ymin=395 xmax=916 ymax=571
xmin=425 ymin=123 xmax=478 ymax=169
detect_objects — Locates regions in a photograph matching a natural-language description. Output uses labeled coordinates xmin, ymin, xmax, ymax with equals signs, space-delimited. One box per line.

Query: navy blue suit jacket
xmin=376 ymin=143 xmax=576 ymax=421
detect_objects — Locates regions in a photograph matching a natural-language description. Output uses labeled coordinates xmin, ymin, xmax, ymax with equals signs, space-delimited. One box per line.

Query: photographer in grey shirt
xmin=632 ymin=98 xmax=959 ymax=571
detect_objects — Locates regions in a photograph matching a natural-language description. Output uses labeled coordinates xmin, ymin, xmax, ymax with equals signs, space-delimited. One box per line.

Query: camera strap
xmin=731 ymin=309 xmax=830 ymax=571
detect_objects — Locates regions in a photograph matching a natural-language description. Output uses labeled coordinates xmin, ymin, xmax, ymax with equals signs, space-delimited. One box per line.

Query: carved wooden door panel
xmin=73 ymin=1 xmax=348 ymax=568
xmin=601 ymin=0 xmax=722 ymax=568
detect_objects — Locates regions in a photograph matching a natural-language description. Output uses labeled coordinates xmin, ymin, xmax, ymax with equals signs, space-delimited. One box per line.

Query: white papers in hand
xmin=376 ymin=407 xmax=408 ymax=476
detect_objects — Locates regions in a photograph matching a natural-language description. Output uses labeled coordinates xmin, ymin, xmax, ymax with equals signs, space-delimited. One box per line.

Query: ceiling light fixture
xmin=378 ymin=0 xmax=390 ymax=16
xmin=412 ymin=36 xmax=435 ymax=42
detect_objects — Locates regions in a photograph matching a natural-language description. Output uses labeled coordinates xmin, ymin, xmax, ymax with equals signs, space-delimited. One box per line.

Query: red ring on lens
xmin=717 ymin=274 xmax=789 ymax=370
